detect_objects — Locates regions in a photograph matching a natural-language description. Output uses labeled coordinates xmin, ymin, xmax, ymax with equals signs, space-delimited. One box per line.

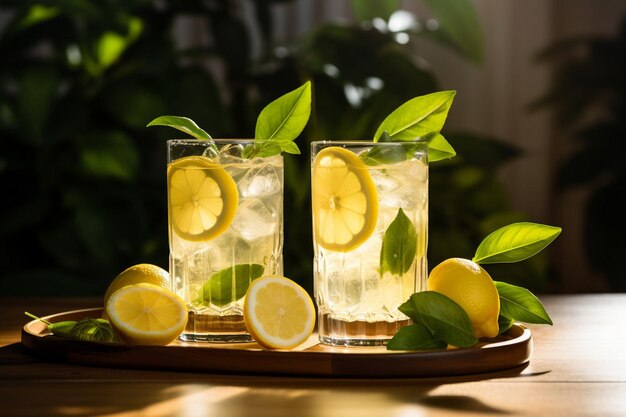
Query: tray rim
xmin=21 ymin=307 xmax=532 ymax=378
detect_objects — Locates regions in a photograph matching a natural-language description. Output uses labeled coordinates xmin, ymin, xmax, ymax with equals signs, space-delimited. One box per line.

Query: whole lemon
xmin=427 ymin=258 xmax=500 ymax=338
xmin=103 ymin=264 xmax=170 ymax=308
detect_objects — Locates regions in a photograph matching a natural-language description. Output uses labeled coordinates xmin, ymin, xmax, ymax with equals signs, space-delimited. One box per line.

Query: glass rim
xmin=167 ymin=138 xmax=255 ymax=144
xmin=311 ymin=140 xmax=428 ymax=148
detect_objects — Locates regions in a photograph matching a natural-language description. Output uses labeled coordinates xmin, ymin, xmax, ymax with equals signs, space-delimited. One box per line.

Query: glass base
xmin=180 ymin=311 xmax=252 ymax=343
xmin=179 ymin=332 xmax=253 ymax=343
xmin=318 ymin=313 xmax=410 ymax=347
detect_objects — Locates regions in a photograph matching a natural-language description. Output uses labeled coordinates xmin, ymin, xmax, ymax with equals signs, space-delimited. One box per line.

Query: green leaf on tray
xmin=69 ymin=318 xmax=119 ymax=343
xmin=200 ymin=264 xmax=265 ymax=307
xmin=146 ymin=115 xmax=213 ymax=141
xmin=473 ymin=222 xmax=562 ymax=264
xmin=398 ymin=291 xmax=478 ymax=348
xmin=246 ymin=81 xmax=312 ymax=158
xmin=380 ymin=208 xmax=418 ymax=275
xmin=374 ymin=90 xmax=456 ymax=142
xmin=387 ymin=323 xmax=448 ymax=350
xmin=495 ymin=281 xmax=553 ymax=325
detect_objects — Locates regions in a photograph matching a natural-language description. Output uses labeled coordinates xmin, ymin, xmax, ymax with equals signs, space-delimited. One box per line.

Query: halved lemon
xmin=167 ymin=155 xmax=238 ymax=242
xmin=312 ymin=146 xmax=378 ymax=252
xmin=106 ymin=283 xmax=188 ymax=345
xmin=243 ymin=276 xmax=315 ymax=349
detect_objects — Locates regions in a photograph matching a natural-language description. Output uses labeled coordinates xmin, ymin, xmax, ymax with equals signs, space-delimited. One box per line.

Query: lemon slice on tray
xmin=167 ymin=155 xmax=238 ymax=242
xmin=244 ymin=276 xmax=315 ymax=349
xmin=312 ymin=146 xmax=378 ymax=252
xmin=106 ymin=283 xmax=188 ymax=345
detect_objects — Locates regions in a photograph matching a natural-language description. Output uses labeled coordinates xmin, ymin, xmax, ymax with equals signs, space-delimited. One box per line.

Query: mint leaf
xmin=147 ymin=115 xmax=213 ymax=141
xmin=399 ymin=291 xmax=478 ymax=348
xmin=361 ymin=131 xmax=421 ymax=165
xmin=200 ymin=264 xmax=264 ymax=307
xmin=247 ymin=81 xmax=312 ymax=158
xmin=473 ymin=222 xmax=562 ymax=264
xmin=495 ymin=281 xmax=553 ymax=325
xmin=386 ymin=323 xmax=447 ymax=350
xmin=374 ymin=90 xmax=456 ymax=142
xmin=380 ymin=208 xmax=418 ymax=275
xmin=498 ymin=315 xmax=514 ymax=335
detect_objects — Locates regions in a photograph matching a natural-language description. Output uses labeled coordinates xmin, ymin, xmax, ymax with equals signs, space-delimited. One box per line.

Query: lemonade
xmin=312 ymin=141 xmax=428 ymax=346
xmin=168 ymin=139 xmax=283 ymax=342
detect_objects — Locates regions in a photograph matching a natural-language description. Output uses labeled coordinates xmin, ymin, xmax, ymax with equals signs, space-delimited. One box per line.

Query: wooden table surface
xmin=1 ymin=294 xmax=625 ymax=417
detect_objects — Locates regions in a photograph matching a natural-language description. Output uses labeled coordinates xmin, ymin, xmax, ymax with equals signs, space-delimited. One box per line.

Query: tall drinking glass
xmin=167 ymin=139 xmax=283 ymax=342
xmin=311 ymin=141 xmax=428 ymax=346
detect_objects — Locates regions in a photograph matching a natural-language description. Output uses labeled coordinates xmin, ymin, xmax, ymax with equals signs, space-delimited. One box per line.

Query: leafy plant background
xmin=0 ymin=0 xmax=552 ymax=296
xmin=533 ymin=17 xmax=626 ymax=292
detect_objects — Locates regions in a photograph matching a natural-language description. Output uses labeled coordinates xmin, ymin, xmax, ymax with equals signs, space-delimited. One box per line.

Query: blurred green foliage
xmin=0 ymin=0 xmax=550 ymax=296
xmin=534 ymin=17 xmax=626 ymax=291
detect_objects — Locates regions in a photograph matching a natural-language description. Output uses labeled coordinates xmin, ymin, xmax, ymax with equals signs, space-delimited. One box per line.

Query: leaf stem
xmin=25 ymin=311 xmax=51 ymax=325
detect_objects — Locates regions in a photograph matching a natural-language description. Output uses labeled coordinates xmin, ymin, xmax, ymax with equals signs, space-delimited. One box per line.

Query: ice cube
xmin=238 ymin=161 xmax=282 ymax=197
xmin=231 ymin=198 xmax=277 ymax=240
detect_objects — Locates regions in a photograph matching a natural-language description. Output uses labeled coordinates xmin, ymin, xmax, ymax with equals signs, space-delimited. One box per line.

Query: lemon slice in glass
xmin=312 ymin=146 xmax=378 ymax=252
xmin=167 ymin=155 xmax=238 ymax=242
xmin=106 ymin=283 xmax=188 ymax=345
xmin=243 ymin=276 xmax=315 ymax=349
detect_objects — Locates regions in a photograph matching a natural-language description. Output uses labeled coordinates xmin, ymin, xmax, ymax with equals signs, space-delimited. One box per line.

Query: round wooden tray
xmin=21 ymin=307 xmax=532 ymax=378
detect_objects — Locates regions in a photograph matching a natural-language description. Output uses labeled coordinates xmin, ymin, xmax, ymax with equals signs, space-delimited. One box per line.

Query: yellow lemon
xmin=312 ymin=146 xmax=378 ymax=252
xmin=168 ymin=155 xmax=238 ymax=242
xmin=103 ymin=263 xmax=170 ymax=309
xmin=427 ymin=258 xmax=500 ymax=338
xmin=106 ymin=283 xmax=188 ymax=345
xmin=243 ymin=276 xmax=315 ymax=349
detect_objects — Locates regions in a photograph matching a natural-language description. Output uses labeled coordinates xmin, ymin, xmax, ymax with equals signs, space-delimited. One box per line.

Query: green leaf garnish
xmin=423 ymin=132 xmax=456 ymax=162
xmin=398 ymin=291 xmax=478 ymax=348
xmin=380 ymin=208 xmax=418 ymax=275
xmin=473 ymin=222 xmax=562 ymax=264
xmin=200 ymin=264 xmax=265 ymax=307
xmin=245 ymin=81 xmax=312 ymax=158
xmin=495 ymin=281 xmax=553 ymax=325
xmin=374 ymin=90 xmax=456 ymax=141
xmin=387 ymin=323 xmax=448 ymax=350
xmin=146 ymin=115 xmax=213 ymax=141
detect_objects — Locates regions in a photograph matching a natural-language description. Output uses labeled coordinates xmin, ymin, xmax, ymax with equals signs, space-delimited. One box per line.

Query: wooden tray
xmin=21 ymin=308 xmax=532 ymax=378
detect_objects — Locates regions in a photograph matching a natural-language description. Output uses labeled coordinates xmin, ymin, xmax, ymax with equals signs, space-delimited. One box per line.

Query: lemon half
xmin=312 ymin=146 xmax=378 ymax=252
xmin=106 ymin=283 xmax=188 ymax=345
xmin=243 ymin=276 xmax=315 ymax=349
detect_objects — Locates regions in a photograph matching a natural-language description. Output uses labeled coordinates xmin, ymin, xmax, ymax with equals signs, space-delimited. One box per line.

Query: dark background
xmin=1 ymin=0 xmax=625 ymax=297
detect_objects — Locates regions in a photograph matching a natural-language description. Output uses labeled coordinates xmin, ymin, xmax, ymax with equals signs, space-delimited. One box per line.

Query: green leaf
xmin=351 ymin=0 xmax=400 ymax=21
xmin=201 ymin=264 xmax=265 ymax=307
xmin=497 ymin=315 xmax=514 ymax=335
xmin=422 ymin=0 xmax=484 ymax=64
xmin=473 ymin=222 xmax=562 ymax=264
xmin=495 ymin=281 xmax=553 ymax=325
xmin=380 ymin=208 xmax=418 ymax=275
xmin=399 ymin=291 xmax=478 ymax=348
xmin=386 ymin=323 xmax=447 ymax=350
xmin=69 ymin=318 xmax=119 ymax=343
xmin=48 ymin=321 xmax=78 ymax=337
xmin=251 ymin=81 xmax=311 ymax=157
xmin=424 ymin=132 xmax=456 ymax=162
xmin=360 ymin=131 xmax=418 ymax=165
xmin=374 ymin=90 xmax=456 ymax=142
xmin=147 ymin=115 xmax=213 ymax=141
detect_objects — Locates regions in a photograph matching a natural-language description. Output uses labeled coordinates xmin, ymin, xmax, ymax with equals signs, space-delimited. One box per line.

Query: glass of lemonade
xmin=167 ymin=139 xmax=283 ymax=342
xmin=311 ymin=141 xmax=428 ymax=346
